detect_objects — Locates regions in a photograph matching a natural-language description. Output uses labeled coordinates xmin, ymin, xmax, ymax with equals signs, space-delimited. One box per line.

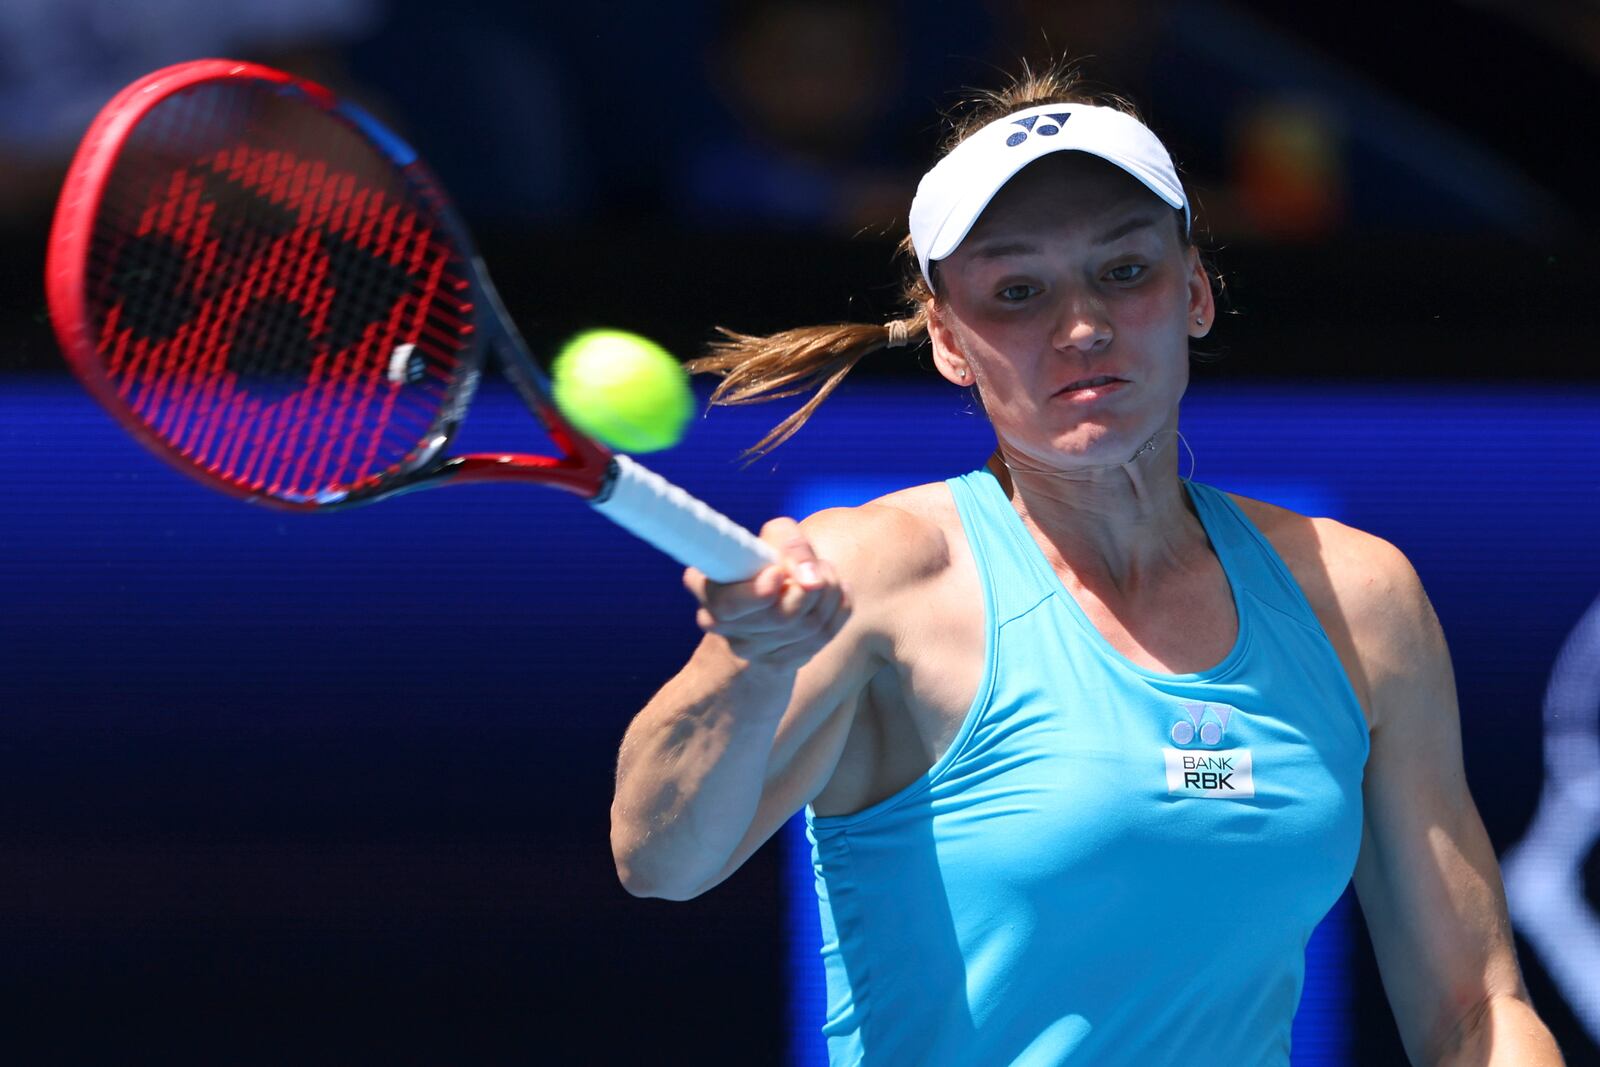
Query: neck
xmin=985 ymin=427 xmax=1201 ymax=592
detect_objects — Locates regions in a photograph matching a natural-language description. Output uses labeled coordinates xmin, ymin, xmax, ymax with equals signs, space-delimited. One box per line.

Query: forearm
xmin=1433 ymin=992 xmax=1564 ymax=1067
xmin=610 ymin=637 xmax=798 ymax=899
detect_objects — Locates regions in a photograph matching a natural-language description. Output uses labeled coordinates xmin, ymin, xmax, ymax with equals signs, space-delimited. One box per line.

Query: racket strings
xmin=84 ymin=81 xmax=475 ymax=502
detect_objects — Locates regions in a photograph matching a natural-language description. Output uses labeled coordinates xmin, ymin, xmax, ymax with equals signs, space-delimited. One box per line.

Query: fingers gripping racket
xmin=45 ymin=59 xmax=776 ymax=583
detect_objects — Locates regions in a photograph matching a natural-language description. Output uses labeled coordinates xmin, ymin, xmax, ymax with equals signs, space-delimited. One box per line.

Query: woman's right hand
xmin=682 ymin=516 xmax=851 ymax=671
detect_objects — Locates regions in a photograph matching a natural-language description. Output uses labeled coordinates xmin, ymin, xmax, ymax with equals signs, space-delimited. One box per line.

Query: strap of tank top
xmin=945 ymin=470 xmax=1055 ymax=625
xmin=1182 ymin=480 xmax=1327 ymax=633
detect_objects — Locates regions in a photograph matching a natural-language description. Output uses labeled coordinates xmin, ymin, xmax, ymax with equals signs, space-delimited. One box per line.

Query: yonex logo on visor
xmin=1006 ymin=113 xmax=1072 ymax=146
xmin=907 ymin=103 xmax=1190 ymax=291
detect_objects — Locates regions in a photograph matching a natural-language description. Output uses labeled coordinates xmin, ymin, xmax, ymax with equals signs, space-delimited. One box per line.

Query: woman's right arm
xmin=609 ymin=505 xmax=919 ymax=900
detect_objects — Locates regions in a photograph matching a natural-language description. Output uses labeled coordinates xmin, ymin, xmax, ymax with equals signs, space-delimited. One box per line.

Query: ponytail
xmin=686 ymin=305 xmax=929 ymax=460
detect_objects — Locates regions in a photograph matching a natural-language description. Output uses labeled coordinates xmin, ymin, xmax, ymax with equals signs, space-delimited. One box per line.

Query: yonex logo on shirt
xmin=1005 ymin=112 xmax=1073 ymax=147
xmin=1170 ymin=701 xmax=1234 ymax=746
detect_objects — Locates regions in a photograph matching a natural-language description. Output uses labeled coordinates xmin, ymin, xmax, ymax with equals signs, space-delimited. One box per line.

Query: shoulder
xmin=1227 ymin=492 xmax=1442 ymax=730
xmin=1227 ymin=493 xmax=1420 ymax=606
xmin=798 ymin=481 xmax=955 ymax=592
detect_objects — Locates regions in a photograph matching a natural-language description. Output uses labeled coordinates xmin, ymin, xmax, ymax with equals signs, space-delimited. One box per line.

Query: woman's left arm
xmin=1343 ymin=535 xmax=1564 ymax=1066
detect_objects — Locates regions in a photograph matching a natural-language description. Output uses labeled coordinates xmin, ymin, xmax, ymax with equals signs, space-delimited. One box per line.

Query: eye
xmin=1106 ymin=263 xmax=1147 ymax=283
xmin=997 ymin=283 xmax=1039 ymax=302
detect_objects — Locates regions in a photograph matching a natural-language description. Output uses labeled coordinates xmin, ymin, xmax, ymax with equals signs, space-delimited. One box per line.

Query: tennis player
xmin=609 ymin=65 xmax=1564 ymax=1066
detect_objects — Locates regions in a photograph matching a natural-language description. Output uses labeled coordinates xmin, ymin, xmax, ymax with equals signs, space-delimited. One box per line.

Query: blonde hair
xmin=687 ymin=60 xmax=1160 ymax=460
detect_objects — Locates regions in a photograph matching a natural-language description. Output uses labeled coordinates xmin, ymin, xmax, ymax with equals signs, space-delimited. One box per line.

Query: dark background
xmin=2 ymin=1 xmax=1598 ymax=1063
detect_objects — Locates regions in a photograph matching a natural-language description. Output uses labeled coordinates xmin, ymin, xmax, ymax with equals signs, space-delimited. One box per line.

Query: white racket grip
xmin=591 ymin=454 xmax=777 ymax=583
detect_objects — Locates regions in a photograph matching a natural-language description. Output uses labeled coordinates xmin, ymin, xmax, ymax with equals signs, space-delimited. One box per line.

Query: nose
xmin=1054 ymin=296 xmax=1112 ymax=354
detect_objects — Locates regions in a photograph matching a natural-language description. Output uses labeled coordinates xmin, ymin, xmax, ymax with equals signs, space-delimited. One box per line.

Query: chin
xmin=1030 ymin=417 xmax=1169 ymax=469
xmin=1051 ymin=420 xmax=1142 ymax=459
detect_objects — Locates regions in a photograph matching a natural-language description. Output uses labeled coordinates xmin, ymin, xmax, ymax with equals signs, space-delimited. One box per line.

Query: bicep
xmin=688 ymin=504 xmax=931 ymax=895
xmin=687 ymin=625 xmax=884 ymax=895
xmin=1349 ymin=549 xmax=1526 ymax=1062
xmin=684 ymin=505 xmax=934 ymax=895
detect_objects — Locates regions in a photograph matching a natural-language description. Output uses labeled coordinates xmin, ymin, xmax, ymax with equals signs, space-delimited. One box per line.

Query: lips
xmin=1055 ymin=375 xmax=1124 ymax=394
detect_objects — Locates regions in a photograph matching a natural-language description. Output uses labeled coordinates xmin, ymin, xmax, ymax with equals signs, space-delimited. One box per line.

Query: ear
xmin=1187 ymin=247 xmax=1216 ymax=339
xmin=925 ymin=303 xmax=973 ymax=386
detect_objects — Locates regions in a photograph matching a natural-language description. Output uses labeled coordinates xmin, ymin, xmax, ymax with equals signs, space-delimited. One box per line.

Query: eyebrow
xmin=966 ymin=213 xmax=1163 ymax=261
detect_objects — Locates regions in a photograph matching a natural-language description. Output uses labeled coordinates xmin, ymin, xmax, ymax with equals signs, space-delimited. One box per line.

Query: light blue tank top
xmin=804 ymin=470 xmax=1369 ymax=1066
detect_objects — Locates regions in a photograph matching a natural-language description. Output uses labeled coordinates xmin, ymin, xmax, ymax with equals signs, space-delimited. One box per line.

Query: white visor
xmin=908 ymin=103 xmax=1189 ymax=290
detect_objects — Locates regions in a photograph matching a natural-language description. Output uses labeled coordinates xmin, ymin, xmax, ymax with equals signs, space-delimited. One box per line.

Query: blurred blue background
xmin=2 ymin=1 xmax=1599 ymax=1064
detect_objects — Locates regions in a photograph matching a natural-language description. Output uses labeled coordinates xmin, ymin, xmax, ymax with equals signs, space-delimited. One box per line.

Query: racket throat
xmin=436 ymin=452 xmax=607 ymax=496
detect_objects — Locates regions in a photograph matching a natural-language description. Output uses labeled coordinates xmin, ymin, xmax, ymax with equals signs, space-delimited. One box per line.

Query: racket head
xmin=46 ymin=59 xmax=607 ymax=509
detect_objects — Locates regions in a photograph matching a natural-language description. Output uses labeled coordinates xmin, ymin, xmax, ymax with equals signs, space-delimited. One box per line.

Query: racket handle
xmin=592 ymin=455 xmax=778 ymax=583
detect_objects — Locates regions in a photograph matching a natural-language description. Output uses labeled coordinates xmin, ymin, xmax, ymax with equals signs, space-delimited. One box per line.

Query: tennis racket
xmin=44 ymin=59 xmax=776 ymax=584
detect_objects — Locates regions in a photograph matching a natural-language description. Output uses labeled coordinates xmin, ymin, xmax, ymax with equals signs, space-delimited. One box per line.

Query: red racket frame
xmin=46 ymin=59 xmax=614 ymax=510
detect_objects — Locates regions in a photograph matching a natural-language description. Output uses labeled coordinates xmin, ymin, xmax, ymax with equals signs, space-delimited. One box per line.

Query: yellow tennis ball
xmin=550 ymin=329 xmax=693 ymax=453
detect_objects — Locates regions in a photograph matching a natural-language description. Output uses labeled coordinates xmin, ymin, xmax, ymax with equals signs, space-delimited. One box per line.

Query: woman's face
xmin=927 ymin=153 xmax=1211 ymax=470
